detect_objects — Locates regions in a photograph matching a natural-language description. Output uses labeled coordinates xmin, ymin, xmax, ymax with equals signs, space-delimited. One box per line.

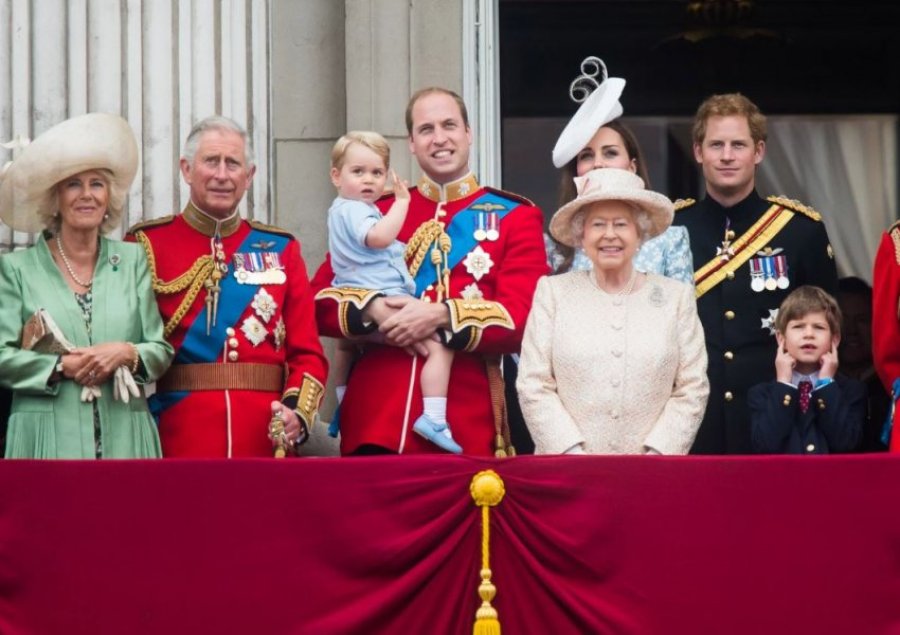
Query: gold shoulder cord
xmin=405 ymin=213 xmax=452 ymax=300
xmin=136 ymin=230 xmax=215 ymax=337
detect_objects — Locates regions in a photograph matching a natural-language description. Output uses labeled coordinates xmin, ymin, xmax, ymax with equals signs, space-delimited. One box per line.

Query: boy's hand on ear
xmin=775 ymin=335 xmax=795 ymax=384
xmin=819 ymin=341 xmax=839 ymax=379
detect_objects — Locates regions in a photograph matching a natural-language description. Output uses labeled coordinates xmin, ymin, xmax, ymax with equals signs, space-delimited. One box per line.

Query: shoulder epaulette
xmin=673 ymin=198 xmax=696 ymax=212
xmin=248 ymin=219 xmax=296 ymax=239
xmin=127 ymin=215 xmax=174 ymax=234
xmin=767 ymin=195 xmax=822 ymax=221
xmin=483 ymin=186 xmax=535 ymax=207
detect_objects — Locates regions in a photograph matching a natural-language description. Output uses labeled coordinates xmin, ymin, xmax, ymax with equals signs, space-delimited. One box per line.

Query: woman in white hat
xmin=0 ymin=113 xmax=173 ymax=458
xmin=516 ymin=168 xmax=708 ymax=454
xmin=547 ymin=57 xmax=693 ymax=282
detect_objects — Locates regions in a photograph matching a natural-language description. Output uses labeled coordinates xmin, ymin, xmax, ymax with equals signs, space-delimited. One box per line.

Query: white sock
xmin=336 ymin=385 xmax=347 ymax=404
xmin=423 ymin=397 xmax=448 ymax=425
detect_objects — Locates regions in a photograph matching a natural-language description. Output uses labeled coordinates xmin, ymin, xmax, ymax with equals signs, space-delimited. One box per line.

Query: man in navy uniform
xmin=673 ymin=93 xmax=838 ymax=454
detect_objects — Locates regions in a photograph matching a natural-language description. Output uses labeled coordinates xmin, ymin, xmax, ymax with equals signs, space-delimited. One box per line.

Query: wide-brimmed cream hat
xmin=0 ymin=113 xmax=138 ymax=233
xmin=549 ymin=168 xmax=674 ymax=247
xmin=552 ymin=56 xmax=626 ymax=168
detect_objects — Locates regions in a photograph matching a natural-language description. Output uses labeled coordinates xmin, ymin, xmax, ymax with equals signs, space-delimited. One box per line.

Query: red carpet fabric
xmin=0 ymin=455 xmax=898 ymax=634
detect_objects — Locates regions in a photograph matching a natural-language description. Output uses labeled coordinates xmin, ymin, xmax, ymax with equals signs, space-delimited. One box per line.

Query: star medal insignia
xmin=461 ymin=282 xmax=484 ymax=300
xmin=717 ymin=242 xmax=735 ymax=262
xmin=761 ymin=308 xmax=779 ymax=336
xmin=240 ymin=315 xmax=268 ymax=347
xmin=463 ymin=246 xmax=494 ymax=281
xmin=251 ymin=288 xmax=278 ymax=323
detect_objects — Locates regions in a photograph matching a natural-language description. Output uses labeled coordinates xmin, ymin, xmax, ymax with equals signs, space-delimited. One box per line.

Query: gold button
xmin=783 ymin=395 xmax=792 ymax=406
xmin=725 ymin=310 xmax=735 ymax=320
xmin=724 ymin=391 xmax=733 ymax=401
xmin=818 ymin=399 xmax=826 ymax=411
xmin=228 ymin=350 xmax=238 ymax=362
xmin=226 ymin=327 xmax=236 ymax=336
xmin=725 ymin=271 xmax=735 ymax=280
xmin=228 ymin=337 xmax=239 ymax=348
xmin=724 ymin=351 xmax=734 ymax=360
xmin=806 ymin=444 xmax=815 ymax=452
xmin=726 ymin=230 xmax=736 ymax=240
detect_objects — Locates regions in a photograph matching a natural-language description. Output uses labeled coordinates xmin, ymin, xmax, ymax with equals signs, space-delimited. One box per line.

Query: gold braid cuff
xmin=314 ymin=287 xmax=382 ymax=337
xmin=694 ymin=204 xmax=794 ymax=299
xmin=446 ymin=299 xmax=515 ymax=333
xmin=135 ymin=230 xmax=215 ymax=337
xmin=283 ymin=373 xmax=325 ymax=433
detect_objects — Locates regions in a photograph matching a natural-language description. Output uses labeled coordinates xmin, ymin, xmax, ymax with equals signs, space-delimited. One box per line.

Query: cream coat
xmin=517 ymin=271 xmax=709 ymax=455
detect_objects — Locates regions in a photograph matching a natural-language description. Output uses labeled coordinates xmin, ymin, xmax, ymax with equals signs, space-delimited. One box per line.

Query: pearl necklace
xmin=591 ymin=268 xmax=637 ymax=296
xmin=56 ymin=237 xmax=95 ymax=288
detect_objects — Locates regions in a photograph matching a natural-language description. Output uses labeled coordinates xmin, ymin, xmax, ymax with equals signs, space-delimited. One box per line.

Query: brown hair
xmin=331 ymin=131 xmax=390 ymax=171
xmin=774 ymin=285 xmax=842 ymax=336
xmin=553 ymin=120 xmax=649 ymax=273
xmin=692 ymin=93 xmax=767 ymax=146
xmin=405 ymin=87 xmax=470 ymax=136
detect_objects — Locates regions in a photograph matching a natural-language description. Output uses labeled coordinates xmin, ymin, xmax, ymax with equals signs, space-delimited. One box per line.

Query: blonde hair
xmin=44 ymin=168 xmax=122 ymax=235
xmin=331 ymin=131 xmax=390 ymax=170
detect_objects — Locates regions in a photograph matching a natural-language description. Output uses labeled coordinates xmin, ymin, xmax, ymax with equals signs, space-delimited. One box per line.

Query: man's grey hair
xmin=182 ymin=116 xmax=255 ymax=166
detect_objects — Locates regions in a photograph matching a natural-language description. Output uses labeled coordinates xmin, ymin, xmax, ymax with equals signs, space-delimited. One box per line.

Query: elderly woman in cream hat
xmin=517 ymin=168 xmax=708 ymax=455
xmin=0 ymin=113 xmax=173 ymax=459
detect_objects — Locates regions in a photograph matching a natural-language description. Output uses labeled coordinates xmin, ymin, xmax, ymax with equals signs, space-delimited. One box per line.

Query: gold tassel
xmin=470 ymin=470 xmax=506 ymax=635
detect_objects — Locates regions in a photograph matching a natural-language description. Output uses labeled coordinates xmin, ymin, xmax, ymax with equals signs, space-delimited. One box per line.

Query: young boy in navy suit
xmin=748 ymin=286 xmax=865 ymax=454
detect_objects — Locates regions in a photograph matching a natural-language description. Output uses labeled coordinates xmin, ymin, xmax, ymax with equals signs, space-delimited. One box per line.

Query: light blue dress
xmin=328 ymin=196 xmax=416 ymax=296
xmin=544 ymin=225 xmax=694 ymax=284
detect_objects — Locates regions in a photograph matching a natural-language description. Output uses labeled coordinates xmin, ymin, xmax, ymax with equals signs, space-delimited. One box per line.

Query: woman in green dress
xmin=0 ymin=113 xmax=173 ymax=458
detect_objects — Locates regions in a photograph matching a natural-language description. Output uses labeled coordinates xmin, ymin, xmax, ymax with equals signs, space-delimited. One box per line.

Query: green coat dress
xmin=0 ymin=234 xmax=174 ymax=458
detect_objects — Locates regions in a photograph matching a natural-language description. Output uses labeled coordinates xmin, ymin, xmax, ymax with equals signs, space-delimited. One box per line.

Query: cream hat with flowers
xmin=552 ymin=56 xmax=626 ymax=169
xmin=0 ymin=113 xmax=138 ymax=233
xmin=549 ymin=168 xmax=674 ymax=247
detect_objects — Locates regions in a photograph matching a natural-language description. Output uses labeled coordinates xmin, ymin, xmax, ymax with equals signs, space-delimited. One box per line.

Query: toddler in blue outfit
xmin=327 ymin=131 xmax=460 ymax=453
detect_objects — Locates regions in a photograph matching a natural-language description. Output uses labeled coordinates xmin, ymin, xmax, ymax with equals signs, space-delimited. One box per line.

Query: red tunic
xmin=310 ymin=174 xmax=548 ymax=455
xmin=128 ymin=205 xmax=328 ymax=457
xmin=872 ymin=223 xmax=900 ymax=451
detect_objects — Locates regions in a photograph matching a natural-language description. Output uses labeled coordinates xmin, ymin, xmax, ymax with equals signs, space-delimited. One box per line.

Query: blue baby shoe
xmin=412 ymin=414 xmax=462 ymax=454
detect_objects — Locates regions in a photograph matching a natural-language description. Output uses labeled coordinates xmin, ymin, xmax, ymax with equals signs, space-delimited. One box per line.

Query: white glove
xmin=80 ymin=385 xmax=102 ymax=402
xmin=113 ymin=366 xmax=140 ymax=403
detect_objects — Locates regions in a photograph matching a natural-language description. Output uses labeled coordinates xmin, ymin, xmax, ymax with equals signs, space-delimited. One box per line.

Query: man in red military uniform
xmin=311 ymin=87 xmax=549 ymax=456
xmin=128 ymin=116 xmax=328 ymax=457
xmin=872 ymin=220 xmax=900 ymax=451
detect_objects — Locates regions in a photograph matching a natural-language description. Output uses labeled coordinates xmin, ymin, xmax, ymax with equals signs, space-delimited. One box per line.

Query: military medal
xmin=233 ymin=252 xmax=287 ymax=285
xmin=749 ymin=258 xmax=765 ymax=292
xmin=473 ymin=213 xmax=488 ymax=241
xmin=485 ymin=212 xmax=500 ymax=241
xmin=463 ymin=245 xmax=494 ymax=281
xmin=272 ymin=317 xmax=286 ymax=351
xmin=774 ymin=255 xmax=790 ymax=289
xmin=761 ymin=308 xmax=779 ymax=336
xmin=717 ymin=220 xmax=735 ymax=261
xmin=762 ymin=257 xmax=777 ymax=291
xmin=461 ymin=282 xmax=484 ymax=300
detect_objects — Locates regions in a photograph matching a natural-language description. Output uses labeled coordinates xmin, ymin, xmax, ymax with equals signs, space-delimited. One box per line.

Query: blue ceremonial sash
xmin=151 ymin=229 xmax=289 ymax=413
xmin=413 ymin=192 xmax=521 ymax=296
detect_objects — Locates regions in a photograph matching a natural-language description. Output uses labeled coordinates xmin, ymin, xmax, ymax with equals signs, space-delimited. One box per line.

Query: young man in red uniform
xmin=311 ymin=87 xmax=549 ymax=455
xmin=128 ymin=117 xmax=328 ymax=457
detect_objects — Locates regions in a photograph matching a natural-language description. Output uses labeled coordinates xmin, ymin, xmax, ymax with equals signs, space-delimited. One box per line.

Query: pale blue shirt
xmin=328 ymin=196 xmax=416 ymax=295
